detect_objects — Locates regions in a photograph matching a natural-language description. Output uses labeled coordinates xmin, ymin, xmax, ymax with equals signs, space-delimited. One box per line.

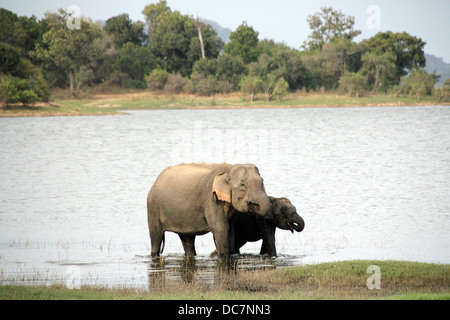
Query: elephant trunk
xmin=288 ymin=215 xmax=305 ymax=233
xmin=248 ymin=192 xmax=272 ymax=219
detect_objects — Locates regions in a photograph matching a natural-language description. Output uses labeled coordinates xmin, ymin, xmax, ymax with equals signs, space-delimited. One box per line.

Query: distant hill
xmin=425 ymin=53 xmax=450 ymax=86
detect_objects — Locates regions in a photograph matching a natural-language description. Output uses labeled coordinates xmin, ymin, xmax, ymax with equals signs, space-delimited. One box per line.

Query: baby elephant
xmin=229 ymin=196 xmax=305 ymax=257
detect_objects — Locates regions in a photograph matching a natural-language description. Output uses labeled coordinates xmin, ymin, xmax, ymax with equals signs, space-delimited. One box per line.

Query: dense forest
xmin=1 ymin=0 xmax=449 ymax=106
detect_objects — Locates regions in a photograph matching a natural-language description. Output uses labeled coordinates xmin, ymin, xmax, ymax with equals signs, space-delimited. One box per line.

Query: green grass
xmin=1 ymin=92 xmax=447 ymax=117
xmin=1 ymin=260 xmax=449 ymax=300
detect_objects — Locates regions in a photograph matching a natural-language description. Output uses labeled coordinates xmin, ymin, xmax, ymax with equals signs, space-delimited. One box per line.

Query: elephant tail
xmin=160 ymin=234 xmax=165 ymax=255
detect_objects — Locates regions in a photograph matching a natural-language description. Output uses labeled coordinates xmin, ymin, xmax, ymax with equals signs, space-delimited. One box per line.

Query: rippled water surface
xmin=1 ymin=106 xmax=449 ymax=288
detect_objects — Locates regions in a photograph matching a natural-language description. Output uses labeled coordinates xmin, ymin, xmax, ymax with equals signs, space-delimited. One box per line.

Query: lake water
xmin=1 ymin=106 xmax=449 ymax=289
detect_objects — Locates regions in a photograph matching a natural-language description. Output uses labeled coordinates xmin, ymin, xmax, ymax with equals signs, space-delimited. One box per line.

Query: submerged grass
xmin=1 ymin=260 xmax=449 ymax=300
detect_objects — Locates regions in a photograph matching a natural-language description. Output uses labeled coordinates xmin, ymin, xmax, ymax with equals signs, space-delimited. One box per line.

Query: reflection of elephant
xmin=229 ymin=197 xmax=305 ymax=257
xmin=147 ymin=163 xmax=271 ymax=257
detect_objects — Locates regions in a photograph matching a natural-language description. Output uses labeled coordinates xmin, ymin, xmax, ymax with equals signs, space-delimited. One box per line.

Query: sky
xmin=2 ymin=0 xmax=449 ymax=62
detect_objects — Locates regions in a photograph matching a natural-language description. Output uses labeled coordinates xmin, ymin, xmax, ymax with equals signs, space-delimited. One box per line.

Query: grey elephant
xmin=229 ymin=196 xmax=305 ymax=257
xmin=147 ymin=163 xmax=272 ymax=257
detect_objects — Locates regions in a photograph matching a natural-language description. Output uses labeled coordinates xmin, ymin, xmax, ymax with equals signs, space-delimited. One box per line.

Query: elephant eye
xmin=240 ymin=183 xmax=247 ymax=189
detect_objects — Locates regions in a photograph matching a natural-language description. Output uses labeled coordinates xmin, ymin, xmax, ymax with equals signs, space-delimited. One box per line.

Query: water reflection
xmin=146 ymin=254 xmax=290 ymax=290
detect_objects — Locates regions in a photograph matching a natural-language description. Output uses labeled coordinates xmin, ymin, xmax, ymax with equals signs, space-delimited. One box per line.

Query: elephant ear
xmin=212 ymin=172 xmax=231 ymax=203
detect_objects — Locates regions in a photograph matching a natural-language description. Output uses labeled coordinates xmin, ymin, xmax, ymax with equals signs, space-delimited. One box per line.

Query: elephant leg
xmin=179 ymin=235 xmax=197 ymax=257
xmin=208 ymin=221 xmax=230 ymax=258
xmin=260 ymin=239 xmax=276 ymax=256
xmin=212 ymin=228 xmax=229 ymax=257
xmin=260 ymin=242 xmax=267 ymax=255
xmin=228 ymin=217 xmax=238 ymax=254
xmin=205 ymin=209 xmax=230 ymax=257
xmin=260 ymin=226 xmax=277 ymax=257
xmin=150 ymin=230 xmax=165 ymax=257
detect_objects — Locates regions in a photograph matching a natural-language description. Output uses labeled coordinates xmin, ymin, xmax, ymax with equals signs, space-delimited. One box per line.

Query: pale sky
xmin=2 ymin=0 xmax=449 ymax=62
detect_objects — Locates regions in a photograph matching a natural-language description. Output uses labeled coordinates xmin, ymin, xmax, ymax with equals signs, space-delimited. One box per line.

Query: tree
xmin=273 ymin=77 xmax=289 ymax=101
xmin=104 ymin=13 xmax=147 ymax=48
xmin=191 ymin=55 xmax=246 ymax=94
xmin=302 ymin=40 xmax=362 ymax=91
xmin=339 ymin=71 xmax=367 ymax=97
xmin=142 ymin=0 xmax=171 ymax=36
xmin=32 ymin=9 xmax=104 ymax=97
xmin=260 ymin=73 xmax=278 ymax=101
xmin=148 ymin=10 xmax=222 ymax=76
xmin=114 ymin=42 xmax=160 ymax=84
xmin=258 ymin=39 xmax=314 ymax=91
xmin=240 ymin=75 xmax=262 ymax=102
xmin=303 ymin=7 xmax=361 ymax=51
xmin=0 ymin=8 xmax=41 ymax=59
xmin=0 ymin=42 xmax=21 ymax=75
xmin=224 ymin=22 xmax=260 ymax=64
xmin=362 ymin=31 xmax=426 ymax=83
xmin=187 ymin=21 xmax=223 ymax=68
xmin=0 ymin=9 xmax=50 ymax=103
xmin=360 ymin=51 xmax=396 ymax=91
xmin=215 ymin=54 xmax=247 ymax=91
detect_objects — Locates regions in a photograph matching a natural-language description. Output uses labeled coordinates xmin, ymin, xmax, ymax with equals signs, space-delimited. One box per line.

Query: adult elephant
xmin=147 ymin=163 xmax=272 ymax=257
xmin=229 ymin=197 xmax=305 ymax=257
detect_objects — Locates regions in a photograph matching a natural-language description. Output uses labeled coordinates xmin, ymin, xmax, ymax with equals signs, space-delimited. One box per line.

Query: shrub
xmin=190 ymin=73 xmax=216 ymax=96
xmin=122 ymin=79 xmax=147 ymax=89
xmin=163 ymin=73 xmax=187 ymax=94
xmin=0 ymin=76 xmax=39 ymax=107
xmin=339 ymin=72 xmax=368 ymax=97
xmin=18 ymin=89 xmax=38 ymax=106
xmin=0 ymin=76 xmax=19 ymax=106
xmin=434 ymin=79 xmax=450 ymax=102
xmin=145 ymin=69 xmax=169 ymax=91
xmin=395 ymin=69 xmax=439 ymax=99
xmin=240 ymin=75 xmax=262 ymax=102
xmin=107 ymin=71 xmax=130 ymax=87
xmin=273 ymin=77 xmax=289 ymax=101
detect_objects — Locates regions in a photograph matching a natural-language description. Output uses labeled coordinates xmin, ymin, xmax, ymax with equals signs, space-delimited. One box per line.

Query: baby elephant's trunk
xmin=288 ymin=215 xmax=305 ymax=233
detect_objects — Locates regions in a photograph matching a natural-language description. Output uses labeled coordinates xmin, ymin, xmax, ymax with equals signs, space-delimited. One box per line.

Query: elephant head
xmin=269 ymin=197 xmax=305 ymax=233
xmin=213 ymin=164 xmax=271 ymax=218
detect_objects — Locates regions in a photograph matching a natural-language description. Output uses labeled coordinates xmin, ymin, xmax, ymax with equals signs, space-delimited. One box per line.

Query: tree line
xmin=1 ymin=1 xmax=448 ymax=106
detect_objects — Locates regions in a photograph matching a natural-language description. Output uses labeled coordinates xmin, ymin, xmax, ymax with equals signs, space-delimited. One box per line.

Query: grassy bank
xmin=1 ymin=92 xmax=448 ymax=117
xmin=1 ymin=261 xmax=449 ymax=300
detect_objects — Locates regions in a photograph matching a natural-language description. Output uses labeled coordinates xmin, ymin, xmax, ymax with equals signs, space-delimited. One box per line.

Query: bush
xmin=18 ymin=89 xmax=38 ymax=105
xmin=145 ymin=69 xmax=169 ymax=91
xmin=339 ymin=72 xmax=367 ymax=97
xmin=434 ymin=79 xmax=450 ymax=102
xmin=0 ymin=76 xmax=39 ymax=107
xmin=0 ymin=77 xmax=19 ymax=106
xmin=163 ymin=73 xmax=186 ymax=94
xmin=240 ymin=75 xmax=262 ymax=102
xmin=190 ymin=73 xmax=216 ymax=96
xmin=395 ymin=69 xmax=439 ymax=99
xmin=122 ymin=79 xmax=147 ymax=89
xmin=107 ymin=71 xmax=130 ymax=87
xmin=273 ymin=77 xmax=289 ymax=101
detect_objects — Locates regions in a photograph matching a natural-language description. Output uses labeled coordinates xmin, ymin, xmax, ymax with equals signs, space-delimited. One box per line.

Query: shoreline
xmin=1 ymin=260 xmax=449 ymax=300
xmin=1 ymin=92 xmax=448 ymax=117
xmin=186 ymin=102 xmax=443 ymax=110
